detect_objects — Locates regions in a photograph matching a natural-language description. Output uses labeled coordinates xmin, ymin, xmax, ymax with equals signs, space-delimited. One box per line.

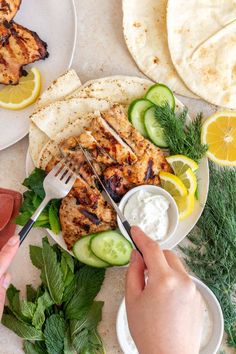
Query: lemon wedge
xmin=0 ymin=68 xmax=41 ymax=110
xmin=178 ymin=168 xmax=197 ymax=195
xmin=201 ymin=111 xmax=236 ymax=166
xmin=166 ymin=154 xmax=198 ymax=175
xmin=159 ymin=171 xmax=188 ymax=197
xmin=175 ymin=194 xmax=195 ymax=221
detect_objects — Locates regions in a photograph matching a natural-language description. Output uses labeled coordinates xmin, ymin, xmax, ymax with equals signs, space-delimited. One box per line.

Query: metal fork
xmin=19 ymin=160 xmax=77 ymax=244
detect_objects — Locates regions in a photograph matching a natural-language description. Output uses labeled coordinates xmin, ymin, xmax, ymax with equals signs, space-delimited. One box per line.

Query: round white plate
xmin=26 ymin=150 xmax=209 ymax=255
xmin=0 ymin=0 xmax=77 ymax=151
xmin=116 ymin=277 xmax=223 ymax=354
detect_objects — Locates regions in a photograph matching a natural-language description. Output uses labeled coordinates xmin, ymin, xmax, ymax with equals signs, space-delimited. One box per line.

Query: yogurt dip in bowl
xmin=117 ymin=185 xmax=179 ymax=247
xmin=116 ymin=277 xmax=224 ymax=354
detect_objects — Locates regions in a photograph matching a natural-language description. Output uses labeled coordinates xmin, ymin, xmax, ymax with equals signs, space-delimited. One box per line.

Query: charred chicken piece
xmin=0 ymin=21 xmax=48 ymax=84
xmin=60 ymin=176 xmax=117 ymax=250
xmin=88 ymin=113 xmax=137 ymax=165
xmin=102 ymin=166 xmax=133 ymax=202
xmin=0 ymin=0 xmax=21 ymax=22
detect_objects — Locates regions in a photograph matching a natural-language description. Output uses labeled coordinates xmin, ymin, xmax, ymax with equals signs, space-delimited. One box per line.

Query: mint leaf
xmin=64 ymin=329 xmax=74 ymax=354
xmin=63 ymin=273 xmax=78 ymax=304
xmin=61 ymin=250 xmax=74 ymax=274
xmin=26 ymin=285 xmax=37 ymax=303
xmin=21 ymin=301 xmax=36 ymax=319
xmin=44 ymin=314 xmax=66 ymax=354
xmin=30 ymin=246 xmax=43 ymax=269
xmin=32 ymin=291 xmax=54 ymax=329
xmin=7 ymin=285 xmax=27 ymax=321
xmin=77 ymin=267 xmax=105 ymax=304
xmin=72 ymin=328 xmax=89 ymax=352
xmin=42 ymin=238 xmax=65 ymax=304
xmin=65 ymin=268 xmax=105 ymax=320
xmin=23 ymin=341 xmax=44 ymax=354
xmin=23 ymin=168 xmax=46 ymax=199
xmin=70 ymin=301 xmax=104 ymax=337
xmin=2 ymin=314 xmax=43 ymax=340
xmin=73 ymin=329 xmax=104 ymax=354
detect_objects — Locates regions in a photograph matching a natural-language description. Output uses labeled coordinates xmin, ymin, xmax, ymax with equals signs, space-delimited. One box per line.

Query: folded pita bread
xmin=29 ymin=70 xmax=82 ymax=166
xmin=167 ymin=0 xmax=236 ymax=108
xmin=122 ymin=0 xmax=197 ymax=98
xmin=69 ymin=75 xmax=153 ymax=103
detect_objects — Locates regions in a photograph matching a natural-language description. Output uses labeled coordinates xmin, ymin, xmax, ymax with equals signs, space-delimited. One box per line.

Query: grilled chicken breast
xmin=0 ymin=21 xmax=48 ymax=84
xmin=60 ymin=177 xmax=116 ymax=250
xmin=0 ymin=0 xmax=21 ymax=22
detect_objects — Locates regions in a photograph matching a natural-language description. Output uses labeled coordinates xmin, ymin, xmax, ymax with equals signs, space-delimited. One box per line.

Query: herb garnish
xmin=2 ymin=237 xmax=106 ymax=354
xmin=16 ymin=168 xmax=61 ymax=234
xmin=154 ymin=104 xmax=208 ymax=163
xmin=181 ymin=163 xmax=236 ymax=348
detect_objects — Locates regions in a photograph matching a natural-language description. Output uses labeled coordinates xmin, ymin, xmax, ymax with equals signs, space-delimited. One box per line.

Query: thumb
xmin=0 ymin=273 xmax=11 ymax=321
xmin=125 ymin=250 xmax=145 ymax=303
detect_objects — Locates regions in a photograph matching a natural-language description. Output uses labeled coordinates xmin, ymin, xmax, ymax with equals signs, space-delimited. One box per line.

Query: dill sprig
xmin=181 ymin=163 xmax=236 ymax=348
xmin=154 ymin=104 xmax=208 ymax=163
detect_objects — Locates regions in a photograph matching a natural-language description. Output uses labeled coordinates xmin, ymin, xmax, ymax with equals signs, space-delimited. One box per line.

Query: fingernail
xmin=7 ymin=235 xmax=19 ymax=246
xmin=1 ymin=273 xmax=11 ymax=290
xmin=130 ymin=250 xmax=138 ymax=264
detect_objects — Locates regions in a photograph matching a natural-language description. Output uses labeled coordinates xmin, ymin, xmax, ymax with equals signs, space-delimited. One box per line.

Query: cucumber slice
xmin=145 ymin=83 xmax=175 ymax=110
xmin=90 ymin=230 xmax=133 ymax=266
xmin=128 ymin=99 xmax=153 ymax=137
xmin=73 ymin=235 xmax=109 ymax=268
xmin=144 ymin=106 xmax=168 ymax=147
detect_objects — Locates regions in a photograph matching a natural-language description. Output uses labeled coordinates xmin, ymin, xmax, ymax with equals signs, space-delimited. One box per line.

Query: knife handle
xmin=122 ymin=220 xmax=143 ymax=257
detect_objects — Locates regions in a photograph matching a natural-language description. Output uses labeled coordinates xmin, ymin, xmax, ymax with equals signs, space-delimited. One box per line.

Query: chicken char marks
xmin=0 ymin=0 xmax=21 ymax=22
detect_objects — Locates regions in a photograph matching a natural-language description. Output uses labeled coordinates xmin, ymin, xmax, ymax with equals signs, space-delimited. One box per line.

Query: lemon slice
xmin=166 ymin=154 xmax=198 ymax=175
xmin=201 ymin=111 xmax=236 ymax=166
xmin=175 ymin=194 xmax=195 ymax=221
xmin=159 ymin=171 xmax=188 ymax=197
xmin=0 ymin=68 xmax=41 ymax=110
xmin=179 ymin=168 xmax=197 ymax=194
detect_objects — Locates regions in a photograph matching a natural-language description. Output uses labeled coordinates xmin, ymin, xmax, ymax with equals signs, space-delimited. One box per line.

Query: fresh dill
xmin=181 ymin=163 xmax=236 ymax=349
xmin=154 ymin=104 xmax=208 ymax=163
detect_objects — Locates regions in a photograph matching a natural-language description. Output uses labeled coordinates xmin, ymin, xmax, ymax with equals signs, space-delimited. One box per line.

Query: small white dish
xmin=117 ymin=185 xmax=179 ymax=249
xmin=116 ymin=276 xmax=224 ymax=354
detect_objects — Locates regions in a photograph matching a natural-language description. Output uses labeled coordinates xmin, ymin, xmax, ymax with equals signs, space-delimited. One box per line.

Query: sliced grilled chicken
xmin=89 ymin=113 xmax=137 ymax=165
xmin=102 ymin=166 xmax=133 ymax=202
xmin=101 ymin=105 xmax=150 ymax=157
xmin=0 ymin=0 xmax=21 ymax=22
xmin=0 ymin=21 xmax=48 ymax=84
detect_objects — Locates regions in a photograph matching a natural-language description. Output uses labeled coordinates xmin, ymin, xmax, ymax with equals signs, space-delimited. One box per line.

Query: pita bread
xmin=122 ymin=0 xmax=197 ymax=98
xmin=36 ymin=69 xmax=81 ymax=109
xmin=69 ymin=75 xmax=153 ymax=103
xmin=167 ymin=1 xmax=236 ymax=108
xmin=29 ymin=70 xmax=82 ymax=166
xmin=30 ymin=97 xmax=111 ymax=140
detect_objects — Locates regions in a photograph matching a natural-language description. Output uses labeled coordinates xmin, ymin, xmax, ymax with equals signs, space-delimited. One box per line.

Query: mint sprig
xmin=2 ymin=237 xmax=106 ymax=353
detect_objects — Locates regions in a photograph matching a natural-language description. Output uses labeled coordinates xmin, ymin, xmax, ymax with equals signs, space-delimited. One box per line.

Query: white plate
xmin=0 ymin=0 xmax=77 ymax=151
xmin=26 ymin=150 xmax=209 ymax=255
xmin=116 ymin=277 xmax=224 ymax=354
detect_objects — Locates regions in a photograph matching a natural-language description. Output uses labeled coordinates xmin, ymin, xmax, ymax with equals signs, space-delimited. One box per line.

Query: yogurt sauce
xmin=123 ymin=299 xmax=213 ymax=353
xmin=123 ymin=190 xmax=170 ymax=241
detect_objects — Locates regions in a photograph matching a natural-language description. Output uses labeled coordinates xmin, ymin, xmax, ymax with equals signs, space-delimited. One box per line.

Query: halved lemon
xmin=159 ymin=171 xmax=188 ymax=197
xmin=0 ymin=68 xmax=41 ymax=110
xmin=201 ymin=111 xmax=236 ymax=166
xmin=166 ymin=155 xmax=198 ymax=175
xmin=179 ymin=168 xmax=197 ymax=195
xmin=175 ymin=194 xmax=195 ymax=221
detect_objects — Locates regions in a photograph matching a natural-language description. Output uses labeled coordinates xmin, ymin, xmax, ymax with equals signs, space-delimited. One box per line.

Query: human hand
xmin=0 ymin=235 xmax=19 ymax=320
xmin=125 ymin=227 xmax=204 ymax=354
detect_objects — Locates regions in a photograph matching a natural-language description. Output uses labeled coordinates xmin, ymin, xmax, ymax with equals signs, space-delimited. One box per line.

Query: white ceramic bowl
xmin=117 ymin=185 xmax=179 ymax=249
xmin=116 ymin=276 xmax=224 ymax=354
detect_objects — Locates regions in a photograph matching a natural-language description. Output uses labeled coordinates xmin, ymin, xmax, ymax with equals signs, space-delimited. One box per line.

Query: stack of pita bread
xmin=29 ymin=71 xmax=156 ymax=168
xmin=123 ymin=0 xmax=236 ymax=109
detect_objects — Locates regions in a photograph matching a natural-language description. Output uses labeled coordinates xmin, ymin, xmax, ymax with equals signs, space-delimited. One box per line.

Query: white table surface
xmin=0 ymin=0 xmax=234 ymax=353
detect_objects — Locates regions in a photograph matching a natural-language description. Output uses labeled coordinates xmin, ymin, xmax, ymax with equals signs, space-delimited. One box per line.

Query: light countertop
xmin=0 ymin=0 xmax=233 ymax=353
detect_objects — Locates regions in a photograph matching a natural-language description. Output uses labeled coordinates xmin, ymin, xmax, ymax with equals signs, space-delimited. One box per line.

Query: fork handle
xmin=19 ymin=196 xmax=50 ymax=245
